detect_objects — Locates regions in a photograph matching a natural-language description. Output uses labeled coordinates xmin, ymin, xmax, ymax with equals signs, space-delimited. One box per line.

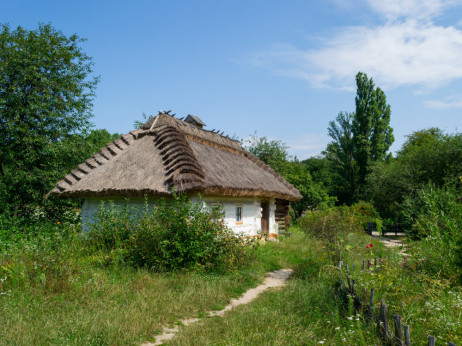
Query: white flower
xmin=335 ymin=327 xmax=341 ymax=330
xmin=347 ymin=316 xmax=353 ymax=320
xmin=318 ymin=341 xmax=325 ymax=344
xmin=327 ymin=321 xmax=331 ymax=323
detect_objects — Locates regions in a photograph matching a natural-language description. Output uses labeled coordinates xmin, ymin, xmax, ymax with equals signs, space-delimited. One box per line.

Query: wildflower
xmin=57 ymin=221 xmax=61 ymax=225
xmin=335 ymin=327 xmax=340 ymax=330
xmin=366 ymin=243 xmax=373 ymax=248
xmin=318 ymin=341 xmax=325 ymax=344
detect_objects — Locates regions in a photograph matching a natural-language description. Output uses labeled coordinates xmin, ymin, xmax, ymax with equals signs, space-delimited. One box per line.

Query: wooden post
xmin=403 ymin=325 xmax=410 ymax=346
xmin=375 ymin=257 xmax=377 ymax=267
xmin=379 ymin=299 xmax=389 ymax=340
xmin=393 ymin=315 xmax=403 ymax=345
xmin=345 ymin=264 xmax=349 ymax=273
xmin=346 ymin=275 xmax=352 ymax=292
xmin=338 ymin=260 xmax=343 ymax=269
xmin=428 ymin=335 xmax=435 ymax=346
xmin=367 ymin=288 xmax=375 ymax=324
xmin=363 ymin=259 xmax=366 ymax=271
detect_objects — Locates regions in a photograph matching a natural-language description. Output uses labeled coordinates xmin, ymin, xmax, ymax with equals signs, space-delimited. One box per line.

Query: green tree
xmin=366 ymin=128 xmax=462 ymax=222
xmin=0 ymin=23 xmax=98 ymax=217
xmin=243 ymin=134 xmax=334 ymax=215
xmin=326 ymin=72 xmax=393 ymax=203
xmin=353 ymin=72 xmax=393 ymax=187
xmin=243 ymin=133 xmax=290 ymax=175
xmin=326 ymin=111 xmax=358 ymax=204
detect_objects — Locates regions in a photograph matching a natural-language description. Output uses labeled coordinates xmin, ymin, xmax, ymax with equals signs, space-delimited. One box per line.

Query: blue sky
xmin=2 ymin=0 xmax=462 ymax=159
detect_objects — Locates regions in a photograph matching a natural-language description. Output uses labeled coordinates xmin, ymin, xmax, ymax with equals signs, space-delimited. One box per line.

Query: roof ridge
xmin=153 ymin=125 xmax=205 ymax=191
xmin=46 ymin=132 xmax=138 ymax=197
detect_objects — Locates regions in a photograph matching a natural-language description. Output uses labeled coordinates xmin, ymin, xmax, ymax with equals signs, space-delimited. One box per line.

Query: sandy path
xmin=142 ymin=268 xmax=293 ymax=346
xmin=371 ymin=231 xmax=405 ymax=248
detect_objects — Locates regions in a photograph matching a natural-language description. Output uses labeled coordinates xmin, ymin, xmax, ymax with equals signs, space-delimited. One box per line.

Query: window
xmin=236 ymin=205 xmax=243 ymax=224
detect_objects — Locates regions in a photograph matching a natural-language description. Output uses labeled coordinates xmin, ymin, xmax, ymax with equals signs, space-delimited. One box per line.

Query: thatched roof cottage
xmin=49 ymin=112 xmax=302 ymax=237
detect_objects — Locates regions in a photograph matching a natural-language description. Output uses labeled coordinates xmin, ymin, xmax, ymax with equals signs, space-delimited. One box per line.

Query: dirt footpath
xmin=143 ymin=268 xmax=293 ymax=345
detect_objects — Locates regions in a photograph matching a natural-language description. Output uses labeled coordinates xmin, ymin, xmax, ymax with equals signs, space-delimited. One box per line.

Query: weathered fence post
xmin=367 ymin=288 xmax=375 ymax=324
xmin=393 ymin=314 xmax=403 ymax=345
xmin=428 ymin=335 xmax=435 ymax=346
xmin=379 ymin=299 xmax=389 ymax=340
xmin=363 ymin=259 xmax=366 ymax=271
xmin=403 ymin=325 xmax=410 ymax=346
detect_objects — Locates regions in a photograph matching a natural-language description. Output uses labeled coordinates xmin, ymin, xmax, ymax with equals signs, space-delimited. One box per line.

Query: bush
xmin=86 ymin=193 xmax=257 ymax=272
xmin=297 ymin=205 xmax=368 ymax=262
xmin=402 ymin=184 xmax=462 ymax=280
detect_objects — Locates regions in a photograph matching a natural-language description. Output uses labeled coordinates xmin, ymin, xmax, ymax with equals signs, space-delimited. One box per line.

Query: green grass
xmin=1 ymin=226 xmax=461 ymax=345
xmin=0 ymin=227 xmax=314 ymax=345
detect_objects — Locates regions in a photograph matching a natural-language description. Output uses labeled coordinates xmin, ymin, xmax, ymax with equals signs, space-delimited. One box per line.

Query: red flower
xmin=366 ymin=243 xmax=373 ymax=248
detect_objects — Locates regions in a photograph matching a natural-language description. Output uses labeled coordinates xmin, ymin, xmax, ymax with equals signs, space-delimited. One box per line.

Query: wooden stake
xmin=380 ymin=299 xmax=389 ymax=339
xmin=393 ymin=315 xmax=403 ymax=345
xmin=403 ymin=325 xmax=410 ymax=346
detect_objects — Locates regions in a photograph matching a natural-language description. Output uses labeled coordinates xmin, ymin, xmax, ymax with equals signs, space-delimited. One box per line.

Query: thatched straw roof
xmin=49 ymin=113 xmax=302 ymax=201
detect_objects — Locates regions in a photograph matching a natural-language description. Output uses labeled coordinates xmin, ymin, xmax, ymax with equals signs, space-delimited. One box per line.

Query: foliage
xmin=86 ymin=193 xmax=257 ymax=272
xmin=297 ymin=205 xmax=377 ymax=263
xmin=325 ymin=112 xmax=358 ymax=204
xmin=326 ymin=72 xmax=393 ymax=203
xmin=243 ymin=134 xmax=334 ymax=215
xmin=367 ymin=129 xmax=462 ymax=221
xmin=243 ymin=132 xmax=290 ymax=174
xmin=0 ymin=23 xmax=98 ymax=219
xmin=352 ymin=72 xmax=393 ymax=186
xmin=402 ymin=184 xmax=462 ymax=279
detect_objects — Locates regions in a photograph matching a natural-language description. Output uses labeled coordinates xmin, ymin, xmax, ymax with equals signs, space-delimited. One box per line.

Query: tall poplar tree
xmin=327 ymin=72 xmax=393 ymax=203
xmin=353 ymin=72 xmax=393 ymax=187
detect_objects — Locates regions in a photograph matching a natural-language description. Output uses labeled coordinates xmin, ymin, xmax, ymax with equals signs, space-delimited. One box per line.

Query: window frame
xmin=235 ymin=205 xmax=243 ymax=225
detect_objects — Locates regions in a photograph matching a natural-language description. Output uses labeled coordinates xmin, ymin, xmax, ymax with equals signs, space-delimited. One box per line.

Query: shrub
xmin=86 ymin=193 xmax=257 ymax=272
xmin=297 ymin=205 xmax=367 ymax=262
xmin=402 ymin=184 xmax=462 ymax=280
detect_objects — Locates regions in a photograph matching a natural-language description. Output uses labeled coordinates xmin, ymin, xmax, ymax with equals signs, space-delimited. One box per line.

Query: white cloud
xmin=424 ymin=95 xmax=462 ymax=109
xmin=367 ymin=0 xmax=460 ymax=21
xmin=251 ymin=0 xmax=462 ymax=91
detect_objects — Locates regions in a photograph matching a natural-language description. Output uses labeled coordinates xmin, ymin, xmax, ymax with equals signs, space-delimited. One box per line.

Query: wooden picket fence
xmin=336 ymin=258 xmax=457 ymax=346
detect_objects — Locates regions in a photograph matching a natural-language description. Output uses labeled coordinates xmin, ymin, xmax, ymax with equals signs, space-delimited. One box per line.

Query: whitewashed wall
xmin=192 ymin=196 xmax=278 ymax=236
xmin=82 ymin=196 xmax=278 ymax=236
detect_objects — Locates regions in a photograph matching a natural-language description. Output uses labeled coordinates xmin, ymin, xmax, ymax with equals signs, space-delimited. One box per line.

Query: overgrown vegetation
xmin=0 ymin=20 xmax=461 ymax=345
xmin=86 ymin=193 xmax=256 ymax=272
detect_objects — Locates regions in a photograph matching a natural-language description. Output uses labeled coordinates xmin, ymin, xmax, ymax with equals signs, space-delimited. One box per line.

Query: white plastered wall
xmin=82 ymin=196 xmax=278 ymax=236
xmin=191 ymin=196 xmax=277 ymax=236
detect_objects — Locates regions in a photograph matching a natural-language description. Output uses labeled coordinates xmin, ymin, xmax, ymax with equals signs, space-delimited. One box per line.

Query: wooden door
xmin=261 ymin=202 xmax=269 ymax=234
